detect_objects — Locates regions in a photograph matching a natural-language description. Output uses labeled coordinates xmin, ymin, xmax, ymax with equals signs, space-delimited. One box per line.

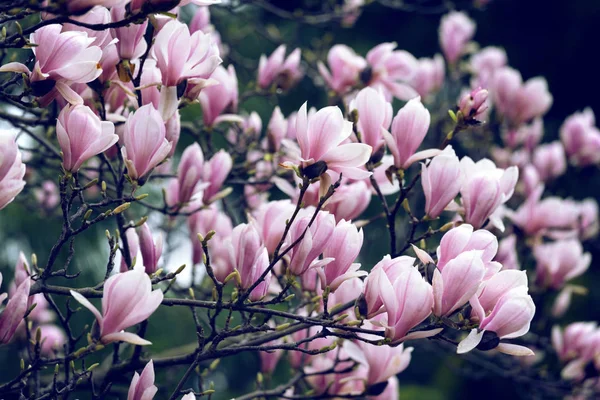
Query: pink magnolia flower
xmin=410 ymin=55 xmax=445 ymax=99
xmin=421 ymin=146 xmax=462 ymax=218
xmin=439 ymin=11 xmax=476 ymax=65
xmin=578 ymin=198 xmax=599 ymax=240
xmin=62 ymin=6 xmax=113 ymax=51
xmin=266 ymin=106 xmax=287 ymax=152
xmin=258 ymin=45 xmax=303 ymax=90
xmin=38 ymin=325 xmax=67 ymax=356
xmin=295 ymin=103 xmax=372 ymax=180
xmin=432 ymin=250 xmax=486 ymax=317
xmin=0 ymin=273 xmax=30 ymax=344
xmin=317 ymin=44 xmax=367 ymax=95
xmin=362 ymin=255 xmax=417 ymax=318
xmin=0 ymin=132 xmax=26 ymax=210
xmin=199 ymin=65 xmax=239 ymax=126
xmin=365 ymin=42 xmax=418 ymax=101
xmin=436 ymin=224 xmax=502 ymax=276
xmin=470 ymin=270 xmax=529 ymax=322
xmin=560 ymin=108 xmax=600 ymax=166
xmin=521 ymin=164 xmax=541 ymax=197
xmin=459 ymin=157 xmax=518 ymax=230
xmin=344 ymin=340 xmax=412 ymax=386
xmin=552 ymin=322 xmax=598 ymax=363
xmin=325 ymin=180 xmax=371 ymax=222
xmin=202 ymin=150 xmax=232 ymax=204
xmin=61 ymin=0 xmax=125 ymax=13
xmin=532 ymin=141 xmax=566 ymax=181
xmin=120 ymin=228 xmax=139 ymax=272
xmin=224 ymin=223 xmax=271 ymax=301
xmin=127 ymin=360 xmax=157 ymax=400
xmin=0 ymin=24 xmax=102 ymax=105
xmin=70 ymin=265 xmax=163 ymax=345
xmin=534 ymin=239 xmax=591 ymax=289
xmin=348 ymin=87 xmax=393 ymax=154
xmin=375 ymin=260 xmax=436 ymax=343
xmin=138 ymin=223 xmax=163 ymax=275
xmin=121 ymin=104 xmax=172 ymax=181
xmin=287 ymin=211 xmax=336 ymax=276
xmin=492 ymin=67 xmax=553 ymax=127
xmin=153 ymin=19 xmax=221 ymax=87
xmin=57 ymin=104 xmax=118 ymax=172
xmin=177 ymin=143 xmax=205 ymax=205
xmin=502 ymin=118 xmax=544 ymax=151
xmin=469 ymin=46 xmax=507 ymax=88
xmin=459 ymin=286 xmax=535 ymax=356
xmin=320 ymin=220 xmax=365 ymax=291
xmin=494 ymin=234 xmax=520 ymax=271
xmin=111 ymin=4 xmax=147 ymax=61
xmin=34 ymin=180 xmax=60 ymax=210
xmin=252 ymin=200 xmax=298 ymax=255
xmin=383 ymin=97 xmax=437 ymax=169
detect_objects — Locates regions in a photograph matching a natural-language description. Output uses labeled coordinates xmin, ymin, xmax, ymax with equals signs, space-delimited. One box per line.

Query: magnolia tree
xmin=0 ymin=0 xmax=598 ymax=399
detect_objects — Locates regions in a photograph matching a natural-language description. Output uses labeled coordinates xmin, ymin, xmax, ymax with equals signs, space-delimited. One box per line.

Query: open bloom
xmin=348 ymin=87 xmax=392 ymax=154
xmin=532 ymin=141 xmax=566 ymax=181
xmin=295 ymin=103 xmax=372 ymax=180
xmin=436 ymin=224 xmax=501 ymax=276
xmin=0 ymin=24 xmax=102 ymax=105
xmin=138 ymin=223 xmax=163 ymax=275
xmin=258 ymin=45 xmax=303 ymax=89
xmin=432 ymin=250 xmax=486 ymax=317
xmin=344 ymin=340 xmax=412 ymax=386
xmin=439 ymin=11 xmax=476 ymax=64
xmin=383 ymin=97 xmax=437 ymax=169
xmin=533 ymin=239 xmax=591 ymax=289
xmin=70 ymin=265 xmax=163 ymax=345
xmin=492 ymin=67 xmax=553 ymax=127
xmin=317 ymin=45 xmax=367 ymax=95
xmin=421 ymin=146 xmax=462 ymax=218
xmin=121 ymin=104 xmax=172 ymax=181
xmin=287 ymin=210 xmax=336 ymax=276
xmin=127 ymin=360 xmax=157 ymax=400
xmin=459 ymin=285 xmax=535 ymax=356
xmin=0 ymin=273 xmax=30 ymax=344
xmin=0 ymin=132 xmax=26 ymax=210
xmin=459 ymin=157 xmax=518 ymax=230
xmin=560 ymin=108 xmax=600 ymax=167
xmin=57 ymin=104 xmax=118 ymax=172
xmin=364 ymin=42 xmax=418 ymax=101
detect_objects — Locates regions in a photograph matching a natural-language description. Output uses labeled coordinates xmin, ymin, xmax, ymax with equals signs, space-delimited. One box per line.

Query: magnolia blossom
xmin=70 ymin=265 xmax=163 ymax=345
xmin=364 ymin=42 xmax=418 ymax=101
xmin=202 ymin=150 xmax=232 ymax=204
xmin=121 ymin=104 xmax=172 ymax=181
xmin=258 ymin=45 xmax=303 ymax=89
xmin=57 ymin=104 xmax=118 ymax=172
xmin=410 ymin=55 xmax=445 ymax=99
xmin=252 ymin=200 xmax=297 ymax=255
xmin=0 ymin=24 xmax=102 ymax=105
xmin=533 ymin=239 xmax=591 ymax=289
xmin=344 ymin=340 xmax=412 ymax=386
xmin=317 ymin=44 xmax=367 ymax=95
xmin=324 ymin=180 xmax=371 ymax=222
xmin=494 ymin=234 xmax=520 ymax=271
xmin=0 ymin=132 xmax=26 ymax=210
xmin=110 ymin=4 xmax=147 ymax=61
xmin=320 ymin=219 xmax=365 ymax=291
xmin=176 ymin=143 xmax=206 ymax=205
xmin=436 ymin=224 xmax=501 ymax=276
xmin=295 ymin=103 xmax=372 ymax=181
xmin=0 ymin=273 xmax=30 ymax=344
xmin=38 ymin=325 xmax=67 ymax=356
xmin=138 ymin=223 xmax=163 ymax=275
xmin=439 ymin=11 xmax=476 ymax=64
xmin=127 ymin=360 xmax=157 ymax=400
xmin=492 ymin=67 xmax=553 ymax=127
xmin=287 ymin=211 xmax=336 ymax=276
xmin=383 ymin=97 xmax=437 ymax=169
xmin=349 ymin=87 xmax=392 ymax=154
xmin=470 ymin=46 xmax=507 ymax=88
xmin=459 ymin=157 xmax=518 ymax=230
xmin=199 ymin=65 xmax=239 ymax=126
xmin=560 ymin=108 xmax=600 ymax=166
xmin=532 ymin=141 xmax=566 ymax=181
xmin=458 ymin=87 xmax=489 ymax=121
xmin=421 ymin=146 xmax=462 ymax=218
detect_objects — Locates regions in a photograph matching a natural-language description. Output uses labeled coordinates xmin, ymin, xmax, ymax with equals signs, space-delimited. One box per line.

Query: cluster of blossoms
xmin=0 ymin=1 xmax=598 ymax=399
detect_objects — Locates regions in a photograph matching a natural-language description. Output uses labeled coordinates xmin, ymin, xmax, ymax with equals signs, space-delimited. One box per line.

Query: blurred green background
xmin=1 ymin=0 xmax=600 ymax=399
